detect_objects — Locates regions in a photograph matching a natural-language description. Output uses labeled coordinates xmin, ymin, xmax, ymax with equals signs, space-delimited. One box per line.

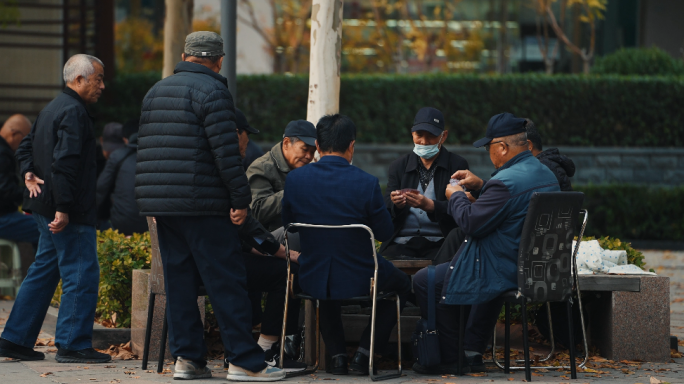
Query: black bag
xmin=411 ymin=265 xmax=441 ymax=367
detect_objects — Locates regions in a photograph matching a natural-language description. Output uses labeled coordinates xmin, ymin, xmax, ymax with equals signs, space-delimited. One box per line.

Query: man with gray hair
xmin=0 ymin=54 xmax=111 ymax=364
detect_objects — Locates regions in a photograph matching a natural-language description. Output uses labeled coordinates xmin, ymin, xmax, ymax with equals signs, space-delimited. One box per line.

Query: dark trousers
xmin=432 ymin=227 xmax=466 ymax=265
xmin=382 ymin=237 xmax=444 ymax=261
xmin=244 ymin=254 xmax=301 ymax=336
xmin=156 ymin=216 xmax=266 ymax=372
xmin=413 ymin=262 xmax=504 ymax=363
xmin=319 ymin=265 xmax=411 ymax=356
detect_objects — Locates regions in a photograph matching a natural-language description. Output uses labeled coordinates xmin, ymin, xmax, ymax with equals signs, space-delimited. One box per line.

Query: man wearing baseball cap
xmin=382 ymin=107 xmax=469 ymax=263
xmin=411 ymin=112 xmax=560 ymax=375
xmin=247 ymin=119 xmax=317 ymax=234
xmin=136 ymin=31 xmax=284 ymax=381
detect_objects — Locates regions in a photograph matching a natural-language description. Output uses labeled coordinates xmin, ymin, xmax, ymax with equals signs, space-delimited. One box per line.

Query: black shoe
xmin=349 ymin=351 xmax=369 ymax=375
xmin=324 ymin=354 xmax=348 ymax=375
xmin=55 ymin=348 xmax=111 ymax=364
xmin=0 ymin=338 xmax=45 ymax=361
xmin=412 ymin=362 xmax=439 ymax=375
xmin=264 ymin=343 xmax=307 ymax=371
xmin=467 ymin=353 xmax=486 ymax=372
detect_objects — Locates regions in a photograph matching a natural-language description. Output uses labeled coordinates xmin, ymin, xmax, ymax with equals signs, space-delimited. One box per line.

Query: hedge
xmin=592 ymin=47 xmax=684 ymax=76
xmin=92 ymin=73 xmax=684 ymax=147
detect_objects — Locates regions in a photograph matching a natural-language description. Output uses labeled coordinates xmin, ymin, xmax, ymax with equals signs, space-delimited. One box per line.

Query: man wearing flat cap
xmin=136 ymin=31 xmax=284 ymax=381
xmin=411 ymin=113 xmax=560 ymax=375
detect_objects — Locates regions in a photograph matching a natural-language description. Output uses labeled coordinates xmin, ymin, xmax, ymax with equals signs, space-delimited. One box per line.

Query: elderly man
xmin=282 ymin=114 xmax=411 ymax=375
xmin=247 ymin=119 xmax=317 ymax=248
xmin=412 ymin=113 xmax=560 ymax=374
xmin=136 ymin=31 xmax=283 ymax=381
xmin=0 ymin=55 xmax=111 ymax=364
xmin=383 ymin=107 xmax=469 ymax=264
xmin=0 ymin=114 xmax=39 ymax=248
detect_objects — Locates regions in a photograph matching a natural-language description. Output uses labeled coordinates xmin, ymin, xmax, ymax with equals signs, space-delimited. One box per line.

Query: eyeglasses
xmin=484 ymin=141 xmax=506 ymax=152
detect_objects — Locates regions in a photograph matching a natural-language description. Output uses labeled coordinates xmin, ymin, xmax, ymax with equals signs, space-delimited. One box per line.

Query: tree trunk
xmin=545 ymin=58 xmax=554 ymax=74
xmin=497 ymin=0 xmax=509 ymax=73
xmin=583 ymin=58 xmax=590 ymax=74
xmin=163 ymin=0 xmax=193 ymax=79
xmin=306 ymin=0 xmax=343 ymax=126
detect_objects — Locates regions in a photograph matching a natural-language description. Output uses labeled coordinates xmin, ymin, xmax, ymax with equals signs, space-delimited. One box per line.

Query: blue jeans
xmin=1 ymin=213 xmax=99 ymax=351
xmin=0 ymin=211 xmax=40 ymax=248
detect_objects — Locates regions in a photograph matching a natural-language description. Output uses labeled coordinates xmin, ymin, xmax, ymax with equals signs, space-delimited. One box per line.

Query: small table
xmin=390 ymin=259 xmax=432 ymax=275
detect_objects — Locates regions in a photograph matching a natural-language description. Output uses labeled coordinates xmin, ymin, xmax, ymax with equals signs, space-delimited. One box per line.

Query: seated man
xmin=247 ymin=120 xmax=317 ymax=250
xmin=237 ymin=109 xmax=264 ymax=170
xmin=526 ymin=119 xmax=576 ymax=191
xmin=412 ymin=113 xmax=560 ymax=374
xmin=282 ymin=114 xmax=411 ymax=375
xmin=382 ymin=107 xmax=469 ymax=264
xmin=0 ymin=114 xmax=39 ymax=249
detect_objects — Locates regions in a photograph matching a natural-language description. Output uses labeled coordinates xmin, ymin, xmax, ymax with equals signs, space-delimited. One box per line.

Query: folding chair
xmin=0 ymin=238 xmax=22 ymax=297
xmin=488 ymin=192 xmax=590 ymax=381
xmin=278 ymin=223 xmax=402 ymax=381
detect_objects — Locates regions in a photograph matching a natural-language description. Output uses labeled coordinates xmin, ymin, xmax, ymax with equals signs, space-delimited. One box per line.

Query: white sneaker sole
xmin=225 ymin=373 xmax=286 ymax=382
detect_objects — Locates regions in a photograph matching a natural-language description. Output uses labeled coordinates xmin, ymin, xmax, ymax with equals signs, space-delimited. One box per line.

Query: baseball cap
xmin=235 ymin=108 xmax=259 ymax=134
xmin=473 ymin=112 xmax=527 ymax=148
xmin=412 ymin=107 xmax=445 ymax=137
xmin=184 ymin=31 xmax=225 ymax=57
xmin=283 ymin=120 xmax=316 ymax=146
xmin=102 ymin=122 xmax=124 ymax=152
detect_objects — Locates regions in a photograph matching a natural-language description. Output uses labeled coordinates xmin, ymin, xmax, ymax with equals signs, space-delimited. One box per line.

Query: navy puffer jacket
xmin=135 ymin=61 xmax=250 ymax=216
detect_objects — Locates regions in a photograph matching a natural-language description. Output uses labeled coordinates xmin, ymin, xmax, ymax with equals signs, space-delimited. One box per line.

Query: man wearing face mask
xmin=382 ymin=107 xmax=469 ymax=264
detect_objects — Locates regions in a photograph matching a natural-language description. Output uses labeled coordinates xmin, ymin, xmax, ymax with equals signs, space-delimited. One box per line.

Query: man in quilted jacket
xmin=135 ymin=32 xmax=284 ymax=382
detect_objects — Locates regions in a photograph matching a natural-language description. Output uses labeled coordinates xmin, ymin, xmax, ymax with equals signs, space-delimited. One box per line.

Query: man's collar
xmin=0 ymin=135 xmax=10 ymax=151
xmin=63 ymin=87 xmax=86 ymax=107
xmin=491 ymin=150 xmax=532 ymax=177
xmin=270 ymin=141 xmax=291 ymax=173
xmin=318 ymin=154 xmax=350 ymax=164
xmin=405 ymin=146 xmax=449 ymax=173
xmin=174 ymin=61 xmax=228 ymax=86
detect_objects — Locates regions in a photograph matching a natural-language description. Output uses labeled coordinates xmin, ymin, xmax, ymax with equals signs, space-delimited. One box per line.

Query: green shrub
xmin=92 ymin=73 xmax=684 ymax=147
xmin=592 ymin=47 xmax=684 ymax=76
xmin=575 ymin=184 xmax=684 ymax=241
xmin=52 ymin=230 xmax=151 ymax=328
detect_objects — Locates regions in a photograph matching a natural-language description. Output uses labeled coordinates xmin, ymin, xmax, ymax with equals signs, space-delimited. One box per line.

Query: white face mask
xmin=413 ymin=132 xmax=444 ymax=159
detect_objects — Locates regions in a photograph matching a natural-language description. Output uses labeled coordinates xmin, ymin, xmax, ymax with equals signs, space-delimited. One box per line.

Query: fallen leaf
xmin=672 ymin=298 xmax=684 ymax=303
xmin=104 ymin=365 xmax=116 ymax=368
xmin=532 ymin=373 xmax=543 ymax=377
xmin=39 ymin=372 xmax=53 ymax=378
xmin=508 ymin=378 xmax=515 ymax=381
xmin=110 ymin=380 xmax=121 ymax=384
xmin=671 ymin=349 xmax=683 ymax=358
xmin=651 ymin=377 xmax=662 ymax=384
xmin=465 ymin=373 xmax=487 ymax=377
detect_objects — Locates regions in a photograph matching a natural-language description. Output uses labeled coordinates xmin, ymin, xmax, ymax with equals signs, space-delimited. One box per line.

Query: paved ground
xmin=1 ymin=250 xmax=683 ymax=383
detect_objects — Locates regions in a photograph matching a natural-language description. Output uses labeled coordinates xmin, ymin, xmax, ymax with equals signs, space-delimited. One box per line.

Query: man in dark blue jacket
xmin=0 ymin=54 xmax=111 ymax=364
xmin=282 ymin=114 xmax=411 ymax=375
xmin=135 ymin=32 xmax=283 ymax=381
xmin=413 ymin=113 xmax=560 ymax=374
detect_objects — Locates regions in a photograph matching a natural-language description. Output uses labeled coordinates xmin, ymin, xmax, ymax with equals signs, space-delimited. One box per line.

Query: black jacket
xmin=15 ymin=88 xmax=98 ymax=225
xmin=96 ymin=134 xmax=148 ymax=235
xmin=380 ymin=147 xmax=469 ymax=253
xmin=238 ymin=211 xmax=281 ymax=256
xmin=536 ymin=148 xmax=575 ymax=191
xmin=136 ymin=61 xmax=250 ymax=216
xmin=0 ymin=136 xmax=23 ymax=216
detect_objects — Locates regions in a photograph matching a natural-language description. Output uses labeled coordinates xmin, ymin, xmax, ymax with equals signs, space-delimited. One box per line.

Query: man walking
xmin=135 ymin=31 xmax=284 ymax=381
xmin=0 ymin=54 xmax=111 ymax=364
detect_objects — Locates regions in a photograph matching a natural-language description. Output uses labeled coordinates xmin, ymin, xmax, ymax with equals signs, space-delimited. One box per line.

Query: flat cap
xmin=184 ymin=31 xmax=225 ymax=57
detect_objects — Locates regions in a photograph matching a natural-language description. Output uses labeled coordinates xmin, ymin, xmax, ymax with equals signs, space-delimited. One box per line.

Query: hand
xmin=230 ymin=208 xmax=248 ymax=226
xmin=390 ymin=190 xmax=407 ymax=209
xmin=465 ymin=191 xmax=476 ymax=203
xmin=25 ymin=172 xmax=44 ymax=198
xmin=49 ymin=212 xmax=69 ymax=234
xmin=404 ymin=191 xmax=435 ymax=212
xmin=288 ymin=250 xmax=300 ymax=264
xmin=445 ymin=183 xmax=464 ymax=200
xmin=274 ymin=246 xmax=300 ymax=264
xmin=451 ymin=170 xmax=484 ymax=191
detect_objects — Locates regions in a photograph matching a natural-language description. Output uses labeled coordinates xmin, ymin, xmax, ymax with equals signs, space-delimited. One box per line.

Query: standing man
xmin=0 ymin=54 xmax=111 ymax=364
xmin=0 ymin=114 xmax=39 ymax=248
xmin=135 ymin=31 xmax=284 ymax=381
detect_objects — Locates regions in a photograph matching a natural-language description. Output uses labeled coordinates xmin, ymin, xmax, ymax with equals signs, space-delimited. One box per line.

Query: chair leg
xmin=370 ymin=295 xmax=402 ymax=382
xmin=141 ymin=293 xmax=156 ymax=370
xmin=458 ymin=305 xmax=465 ymax=376
xmin=395 ymin=294 xmax=402 ymax=376
xmin=279 ymin=272 xmax=292 ymax=370
xmin=157 ymin=310 xmax=168 ymax=373
xmin=284 ymin=298 xmax=320 ymax=378
xmin=567 ymin=301 xmax=577 ymax=379
xmin=520 ymin=298 xmax=531 ymax=382
xmin=504 ymin=302 xmax=510 ymax=374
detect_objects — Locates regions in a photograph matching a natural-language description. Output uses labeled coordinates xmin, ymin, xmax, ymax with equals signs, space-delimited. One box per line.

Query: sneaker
xmin=264 ymin=344 xmax=307 ymax=371
xmin=226 ymin=363 xmax=285 ymax=382
xmin=55 ymin=348 xmax=111 ymax=364
xmin=0 ymin=338 xmax=45 ymax=361
xmin=466 ymin=353 xmax=486 ymax=372
xmin=173 ymin=357 xmax=212 ymax=380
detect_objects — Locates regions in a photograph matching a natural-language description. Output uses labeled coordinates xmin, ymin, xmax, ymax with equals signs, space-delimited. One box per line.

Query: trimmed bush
xmin=592 ymin=47 xmax=684 ymax=76
xmin=92 ymin=73 xmax=684 ymax=147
